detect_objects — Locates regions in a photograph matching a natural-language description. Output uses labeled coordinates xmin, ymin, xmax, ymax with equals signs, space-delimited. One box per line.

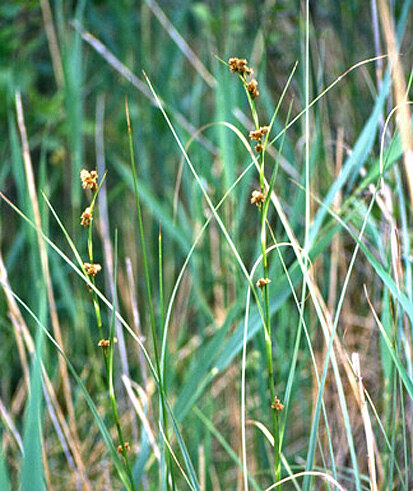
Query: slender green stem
xmin=125 ymin=99 xmax=174 ymax=488
xmin=108 ymin=231 xmax=136 ymax=490
xmin=84 ymin=175 xmax=107 ymax=340
xmin=86 ymin=208 xmax=103 ymax=339
xmin=158 ymin=225 xmax=176 ymax=491
xmin=240 ymin=68 xmax=281 ymax=485
xmin=84 ymin=185 xmax=135 ymax=490
xmin=259 ymin=164 xmax=280 ymax=485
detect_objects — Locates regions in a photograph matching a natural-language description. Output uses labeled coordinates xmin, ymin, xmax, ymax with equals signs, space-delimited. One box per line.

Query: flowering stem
xmin=259 ymin=151 xmax=281 ymax=486
xmin=108 ymin=231 xmax=136 ymax=490
xmin=239 ymin=67 xmax=281 ymax=485
xmin=81 ymin=179 xmax=135 ymax=490
xmin=86 ymin=209 xmax=103 ymax=340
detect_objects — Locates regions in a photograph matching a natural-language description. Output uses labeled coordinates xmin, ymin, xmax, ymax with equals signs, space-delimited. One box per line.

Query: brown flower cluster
xmin=80 ymin=207 xmax=93 ymax=227
xmin=256 ymin=277 xmax=271 ymax=289
xmin=80 ymin=169 xmax=98 ymax=192
xmin=83 ymin=262 xmax=102 ymax=277
xmin=251 ymin=190 xmax=265 ymax=207
xmin=98 ymin=339 xmax=110 ymax=348
xmin=271 ymin=396 xmax=284 ymax=412
xmin=117 ymin=442 xmax=130 ymax=454
xmin=249 ymin=126 xmax=269 ymax=141
xmin=98 ymin=337 xmax=117 ymax=355
xmin=98 ymin=337 xmax=117 ymax=347
xmin=228 ymin=57 xmax=254 ymax=76
xmin=247 ymin=78 xmax=259 ymax=99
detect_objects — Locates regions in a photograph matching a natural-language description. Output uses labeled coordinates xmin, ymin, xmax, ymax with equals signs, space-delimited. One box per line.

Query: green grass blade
xmin=20 ymin=331 xmax=45 ymax=490
xmin=317 ymin=196 xmax=413 ymax=398
xmin=194 ymin=407 xmax=261 ymax=491
xmin=1 ymin=192 xmax=201 ymax=490
xmin=2 ymin=283 xmax=132 ymax=489
xmin=308 ymin=70 xmax=391 ymax=247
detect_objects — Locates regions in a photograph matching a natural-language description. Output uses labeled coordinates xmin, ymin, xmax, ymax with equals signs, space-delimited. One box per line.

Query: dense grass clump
xmin=0 ymin=1 xmax=412 ymax=489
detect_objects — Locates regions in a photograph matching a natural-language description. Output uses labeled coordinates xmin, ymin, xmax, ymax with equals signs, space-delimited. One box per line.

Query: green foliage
xmin=1 ymin=1 xmax=412 ymax=489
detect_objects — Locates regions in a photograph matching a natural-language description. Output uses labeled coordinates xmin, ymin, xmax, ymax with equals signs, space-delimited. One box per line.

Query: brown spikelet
xmin=247 ymin=78 xmax=259 ymax=99
xmin=228 ymin=57 xmax=254 ymax=76
xmin=271 ymin=396 xmax=284 ymax=412
xmin=83 ymin=262 xmax=102 ymax=277
xmin=256 ymin=277 xmax=271 ymax=289
xmin=80 ymin=169 xmax=98 ymax=192
xmin=80 ymin=207 xmax=93 ymax=227
xmin=249 ymin=126 xmax=269 ymax=141
xmin=250 ymin=190 xmax=265 ymax=207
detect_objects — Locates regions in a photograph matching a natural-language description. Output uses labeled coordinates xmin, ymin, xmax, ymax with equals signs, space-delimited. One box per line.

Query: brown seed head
xmin=249 ymin=126 xmax=270 ymax=141
xmin=250 ymin=190 xmax=265 ymax=206
xmin=83 ymin=262 xmax=102 ymax=277
xmin=98 ymin=337 xmax=117 ymax=346
xmin=271 ymin=396 xmax=284 ymax=412
xmin=255 ymin=143 xmax=263 ymax=153
xmin=98 ymin=339 xmax=110 ymax=348
xmin=80 ymin=169 xmax=98 ymax=192
xmin=117 ymin=442 xmax=130 ymax=454
xmin=249 ymin=130 xmax=261 ymax=141
xmin=228 ymin=57 xmax=254 ymax=76
xmin=247 ymin=79 xmax=259 ymax=99
xmin=256 ymin=277 xmax=271 ymax=289
xmin=80 ymin=207 xmax=93 ymax=227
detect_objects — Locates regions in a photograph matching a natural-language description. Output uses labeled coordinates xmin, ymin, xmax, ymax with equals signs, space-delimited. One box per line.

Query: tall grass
xmin=0 ymin=1 xmax=412 ymax=489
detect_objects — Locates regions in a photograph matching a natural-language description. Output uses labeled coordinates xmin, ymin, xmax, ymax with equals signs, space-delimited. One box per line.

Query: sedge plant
xmin=227 ymin=56 xmax=284 ymax=485
xmin=79 ymin=169 xmax=136 ymax=490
